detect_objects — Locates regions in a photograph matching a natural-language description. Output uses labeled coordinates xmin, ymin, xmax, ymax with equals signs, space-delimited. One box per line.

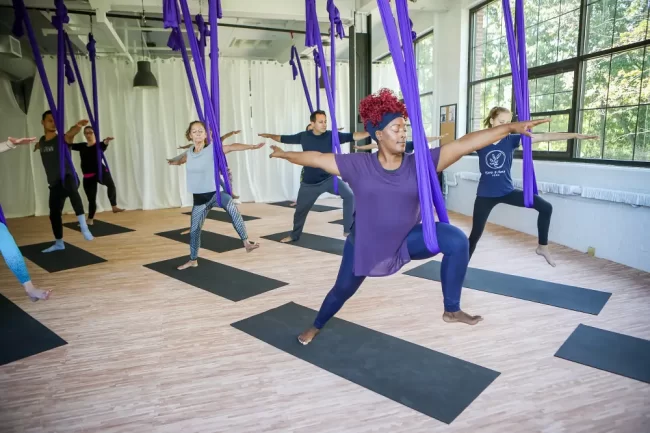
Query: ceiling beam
xmin=88 ymin=0 xmax=133 ymax=62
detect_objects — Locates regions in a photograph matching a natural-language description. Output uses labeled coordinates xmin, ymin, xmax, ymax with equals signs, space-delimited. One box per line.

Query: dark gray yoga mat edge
xmin=554 ymin=324 xmax=650 ymax=383
xmin=0 ymin=294 xmax=67 ymax=366
xmin=262 ymin=231 xmax=345 ymax=256
xmin=404 ymin=261 xmax=611 ymax=315
xmin=63 ymin=220 xmax=134 ymax=237
xmin=144 ymin=256 xmax=288 ymax=302
xmin=182 ymin=210 xmax=260 ymax=222
xmin=19 ymin=242 xmax=107 ymax=273
xmin=268 ymin=201 xmax=341 ymax=212
xmin=231 ymin=302 xmax=500 ymax=424
xmin=155 ymin=228 xmax=245 ymax=253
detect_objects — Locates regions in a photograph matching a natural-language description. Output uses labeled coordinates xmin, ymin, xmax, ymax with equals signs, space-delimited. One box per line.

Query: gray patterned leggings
xmin=190 ymin=191 xmax=248 ymax=260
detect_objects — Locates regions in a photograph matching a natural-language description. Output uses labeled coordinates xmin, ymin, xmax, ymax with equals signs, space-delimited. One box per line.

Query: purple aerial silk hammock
xmin=376 ymin=0 xmax=448 ymax=254
xmin=164 ymin=0 xmax=231 ymax=205
xmin=502 ymin=0 xmax=537 ymax=207
xmin=304 ymin=0 xmax=345 ymax=193
xmin=64 ymin=32 xmax=111 ymax=182
xmin=290 ymin=45 xmax=314 ymax=113
xmin=0 ymin=205 xmax=6 ymax=226
xmin=12 ymin=0 xmax=78 ymax=185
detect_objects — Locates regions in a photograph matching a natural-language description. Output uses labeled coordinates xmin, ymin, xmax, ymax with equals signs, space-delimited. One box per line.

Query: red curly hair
xmin=359 ymin=88 xmax=408 ymax=128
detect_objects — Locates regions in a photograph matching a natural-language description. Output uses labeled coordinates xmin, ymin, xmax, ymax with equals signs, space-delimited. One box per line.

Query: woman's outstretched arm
xmin=269 ymin=145 xmax=340 ymax=176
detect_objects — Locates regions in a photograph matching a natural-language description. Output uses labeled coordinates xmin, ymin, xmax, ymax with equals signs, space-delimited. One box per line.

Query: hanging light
xmin=133 ymin=60 xmax=158 ymax=88
xmin=133 ymin=0 xmax=158 ymax=88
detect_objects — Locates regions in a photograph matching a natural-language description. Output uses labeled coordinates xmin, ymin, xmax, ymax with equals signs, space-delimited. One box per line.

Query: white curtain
xmin=0 ymin=55 xmax=352 ymax=218
xmin=371 ymin=62 xmax=400 ymax=94
xmin=0 ymin=72 xmax=34 ymax=218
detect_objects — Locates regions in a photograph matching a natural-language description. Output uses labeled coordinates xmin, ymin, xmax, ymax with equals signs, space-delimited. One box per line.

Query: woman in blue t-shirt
xmin=469 ymin=107 xmax=598 ymax=266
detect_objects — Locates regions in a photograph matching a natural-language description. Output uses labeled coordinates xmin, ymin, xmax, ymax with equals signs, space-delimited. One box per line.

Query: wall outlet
xmin=587 ymin=247 xmax=596 ymax=257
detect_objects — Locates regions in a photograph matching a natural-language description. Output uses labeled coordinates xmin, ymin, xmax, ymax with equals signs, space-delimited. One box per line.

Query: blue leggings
xmin=0 ymin=223 xmax=30 ymax=284
xmin=313 ymin=222 xmax=469 ymax=329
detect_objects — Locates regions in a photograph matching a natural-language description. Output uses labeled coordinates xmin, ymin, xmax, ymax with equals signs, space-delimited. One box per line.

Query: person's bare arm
xmin=354 ymin=142 xmax=378 ymax=151
xmin=220 ymin=130 xmax=241 ymax=142
xmin=352 ymin=131 xmax=370 ymax=141
xmin=530 ymin=132 xmax=598 ymax=143
xmin=223 ymin=142 xmax=265 ymax=155
xmin=258 ymin=133 xmax=283 ymax=143
xmin=437 ymin=119 xmax=551 ymax=172
xmin=64 ymin=120 xmax=89 ymax=144
xmin=269 ymin=145 xmax=340 ymax=176
xmin=167 ymin=153 xmax=188 ymax=166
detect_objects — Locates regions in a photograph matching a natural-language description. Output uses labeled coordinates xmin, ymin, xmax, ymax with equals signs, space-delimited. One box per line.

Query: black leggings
xmin=468 ymin=190 xmax=552 ymax=257
xmin=49 ymin=175 xmax=85 ymax=240
xmin=83 ymin=172 xmax=117 ymax=220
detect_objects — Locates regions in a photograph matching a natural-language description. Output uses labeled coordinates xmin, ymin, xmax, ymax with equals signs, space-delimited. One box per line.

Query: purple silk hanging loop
xmin=196 ymin=14 xmax=208 ymax=68
xmin=291 ymin=45 xmax=315 ymax=113
xmin=176 ymin=0 xmax=232 ymax=205
xmin=326 ymin=0 xmax=345 ymax=110
xmin=313 ymin=49 xmax=321 ymax=109
xmin=305 ymin=0 xmax=342 ymax=194
xmin=501 ymin=0 xmax=537 ymax=207
xmin=376 ymin=0 xmax=448 ymax=254
xmin=0 ymin=204 xmax=6 ymax=226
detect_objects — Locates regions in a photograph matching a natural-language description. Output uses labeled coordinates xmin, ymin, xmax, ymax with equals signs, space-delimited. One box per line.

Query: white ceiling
xmin=0 ymin=0 xmax=455 ymax=70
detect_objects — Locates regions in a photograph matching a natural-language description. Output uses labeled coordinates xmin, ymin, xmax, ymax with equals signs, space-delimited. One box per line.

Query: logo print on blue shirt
xmin=485 ymin=150 xmax=505 ymax=169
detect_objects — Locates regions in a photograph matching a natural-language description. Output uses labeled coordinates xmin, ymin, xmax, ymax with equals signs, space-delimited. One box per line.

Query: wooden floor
xmin=1 ymin=199 xmax=649 ymax=433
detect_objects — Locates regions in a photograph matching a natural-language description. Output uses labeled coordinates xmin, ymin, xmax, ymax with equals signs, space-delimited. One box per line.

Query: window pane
xmin=642 ymin=48 xmax=650 ymax=103
xmin=525 ymin=0 xmax=539 ymax=28
xmin=604 ymin=106 xmax=638 ymax=160
xmin=420 ymin=94 xmax=433 ymax=132
xmin=526 ymin=24 xmax=539 ymax=68
xmin=607 ymin=48 xmax=643 ymax=107
xmin=486 ymin=1 xmax=503 ymax=43
xmin=562 ymin=0 xmax=581 ymax=13
xmin=635 ymin=105 xmax=650 ymax=161
xmin=528 ymin=71 xmax=574 ymax=113
xmin=416 ymin=34 xmax=434 ymax=93
xmin=558 ymin=11 xmax=579 ymax=61
xmin=586 ymin=0 xmax=616 ymax=54
xmin=613 ymin=0 xmax=649 ymax=48
xmin=583 ymin=56 xmax=610 ymax=108
xmin=579 ymin=109 xmax=606 ymax=158
xmin=549 ymin=114 xmax=570 ymax=151
xmin=469 ymin=77 xmax=512 ymax=132
xmin=537 ymin=17 xmax=560 ymax=65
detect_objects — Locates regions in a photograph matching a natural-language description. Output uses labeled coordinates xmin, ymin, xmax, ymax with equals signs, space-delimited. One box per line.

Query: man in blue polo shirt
xmin=259 ymin=110 xmax=369 ymax=242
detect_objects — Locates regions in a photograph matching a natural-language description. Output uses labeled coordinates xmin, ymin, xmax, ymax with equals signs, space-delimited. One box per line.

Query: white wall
xmin=431 ymin=2 xmax=650 ymax=272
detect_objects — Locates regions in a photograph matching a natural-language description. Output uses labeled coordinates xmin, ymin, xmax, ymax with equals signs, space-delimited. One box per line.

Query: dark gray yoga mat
xmin=404 ymin=260 xmax=611 ymax=315
xmin=262 ymin=231 xmax=345 ymax=256
xmin=19 ymin=242 xmax=107 ymax=273
xmin=268 ymin=200 xmax=340 ymax=212
xmin=155 ymin=228 xmax=246 ymax=253
xmin=555 ymin=324 xmax=650 ymax=383
xmin=182 ymin=209 xmax=260 ymax=223
xmin=144 ymin=256 xmax=288 ymax=302
xmin=0 ymin=293 xmax=67 ymax=365
xmin=63 ymin=219 xmax=134 ymax=237
xmin=329 ymin=219 xmax=344 ymax=225
xmin=231 ymin=302 xmax=500 ymax=424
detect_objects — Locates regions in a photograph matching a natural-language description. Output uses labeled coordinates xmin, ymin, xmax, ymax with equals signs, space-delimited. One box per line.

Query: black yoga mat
xmin=182 ymin=209 xmax=260 ymax=223
xmin=268 ymin=201 xmax=340 ymax=212
xmin=144 ymin=256 xmax=288 ymax=302
xmin=329 ymin=219 xmax=344 ymax=225
xmin=404 ymin=261 xmax=611 ymax=315
xmin=63 ymin=220 xmax=134 ymax=237
xmin=262 ymin=231 xmax=345 ymax=256
xmin=0 ymin=294 xmax=67 ymax=366
xmin=155 ymin=228 xmax=246 ymax=253
xmin=231 ymin=302 xmax=500 ymax=424
xmin=555 ymin=324 xmax=650 ymax=384
xmin=20 ymin=242 xmax=107 ymax=273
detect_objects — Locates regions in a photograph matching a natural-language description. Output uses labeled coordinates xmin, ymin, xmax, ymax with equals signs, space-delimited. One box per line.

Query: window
xmin=469 ymin=0 xmax=650 ymax=164
xmin=416 ymin=32 xmax=434 ymax=136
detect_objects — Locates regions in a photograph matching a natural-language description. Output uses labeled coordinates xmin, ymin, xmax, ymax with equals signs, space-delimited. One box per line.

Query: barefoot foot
xmin=177 ymin=260 xmax=198 ymax=270
xmin=297 ymin=326 xmax=320 ymax=345
xmin=244 ymin=240 xmax=260 ymax=252
xmin=289 ymin=202 xmax=297 ymax=207
xmin=280 ymin=236 xmax=294 ymax=243
xmin=536 ymin=245 xmax=556 ymax=267
xmin=87 ymin=219 xmax=94 ymax=226
xmin=112 ymin=206 xmax=124 ymax=213
xmin=180 ymin=229 xmax=190 ymax=235
xmin=24 ymin=282 xmax=51 ymax=302
xmin=442 ymin=310 xmax=483 ymax=325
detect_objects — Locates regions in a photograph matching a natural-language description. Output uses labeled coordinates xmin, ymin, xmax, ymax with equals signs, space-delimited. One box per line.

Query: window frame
xmin=467 ymin=0 xmax=650 ymax=167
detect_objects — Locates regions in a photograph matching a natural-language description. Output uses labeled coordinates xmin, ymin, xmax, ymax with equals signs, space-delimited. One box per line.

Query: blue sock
xmin=42 ymin=239 xmax=65 ymax=253
xmin=77 ymin=215 xmax=93 ymax=241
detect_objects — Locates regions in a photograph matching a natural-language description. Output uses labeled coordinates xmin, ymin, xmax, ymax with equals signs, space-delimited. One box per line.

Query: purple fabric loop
xmin=377 ymin=0 xmax=448 ymax=255
xmin=289 ymin=46 xmax=298 ymax=79
xmin=86 ymin=33 xmax=96 ymax=57
xmin=409 ymin=18 xmax=416 ymax=41
xmin=0 ymin=205 xmax=6 ymax=226
xmin=502 ymin=0 xmax=537 ymax=207
xmin=64 ymin=33 xmax=110 ymax=182
xmin=196 ymin=14 xmax=208 ymax=68
xmin=327 ymin=0 xmax=346 ymax=39
xmin=305 ymin=0 xmax=342 ymax=194
xmin=163 ymin=0 xmax=178 ymax=28
xmin=166 ymin=29 xmax=184 ymax=51
xmin=313 ymin=49 xmax=321 ymax=109
xmin=290 ymin=45 xmax=314 ymax=113
xmin=174 ymin=0 xmax=231 ymax=205
xmin=64 ymin=56 xmax=75 ymax=84
xmin=13 ymin=0 xmax=78 ymax=184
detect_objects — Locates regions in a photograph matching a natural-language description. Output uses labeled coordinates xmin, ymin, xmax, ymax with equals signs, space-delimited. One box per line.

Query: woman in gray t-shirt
xmin=168 ymin=121 xmax=264 ymax=270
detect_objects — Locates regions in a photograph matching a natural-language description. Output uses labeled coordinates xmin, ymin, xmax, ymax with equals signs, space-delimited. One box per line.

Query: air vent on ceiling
xmin=0 ymin=35 xmax=22 ymax=58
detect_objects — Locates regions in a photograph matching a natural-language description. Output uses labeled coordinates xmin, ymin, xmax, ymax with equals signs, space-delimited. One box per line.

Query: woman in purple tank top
xmin=269 ymin=89 xmax=550 ymax=345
